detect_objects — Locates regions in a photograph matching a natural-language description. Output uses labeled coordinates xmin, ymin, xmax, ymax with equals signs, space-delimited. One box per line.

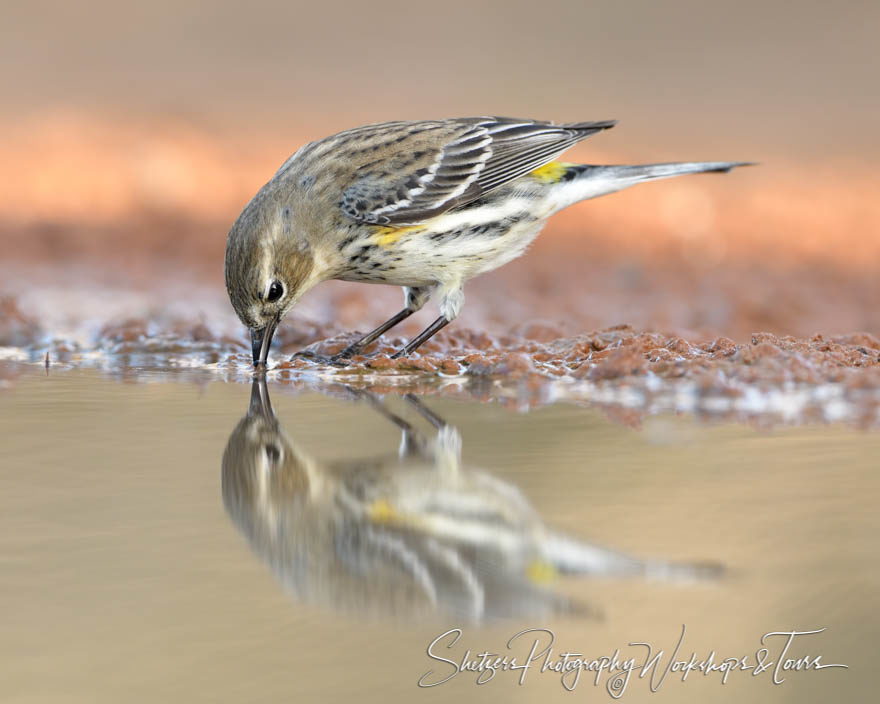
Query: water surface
xmin=1 ymin=364 xmax=876 ymax=702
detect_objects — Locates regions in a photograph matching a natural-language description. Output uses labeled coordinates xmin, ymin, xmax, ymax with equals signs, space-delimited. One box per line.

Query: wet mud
xmin=3 ymin=293 xmax=879 ymax=429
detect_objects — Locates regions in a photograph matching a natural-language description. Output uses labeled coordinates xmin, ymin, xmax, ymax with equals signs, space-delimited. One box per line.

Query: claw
xmin=330 ymin=344 xmax=361 ymax=363
xmin=327 ymin=354 xmax=353 ymax=367
xmin=292 ymin=349 xmax=352 ymax=367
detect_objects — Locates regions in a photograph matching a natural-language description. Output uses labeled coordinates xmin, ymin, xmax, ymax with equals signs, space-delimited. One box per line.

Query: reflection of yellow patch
xmin=374 ymin=224 xmax=422 ymax=248
xmin=529 ymin=161 xmax=572 ymax=183
xmin=369 ymin=498 xmax=399 ymax=524
xmin=526 ymin=559 xmax=558 ymax=584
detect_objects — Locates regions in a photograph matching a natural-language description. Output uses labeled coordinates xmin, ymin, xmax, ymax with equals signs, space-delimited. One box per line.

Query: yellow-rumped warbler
xmin=222 ymin=381 xmax=721 ymax=621
xmin=225 ymin=117 xmax=748 ymax=366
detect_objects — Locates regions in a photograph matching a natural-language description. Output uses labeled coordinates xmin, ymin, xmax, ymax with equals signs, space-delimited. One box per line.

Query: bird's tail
xmin=541 ymin=532 xmax=723 ymax=584
xmin=548 ymin=161 xmax=752 ymax=210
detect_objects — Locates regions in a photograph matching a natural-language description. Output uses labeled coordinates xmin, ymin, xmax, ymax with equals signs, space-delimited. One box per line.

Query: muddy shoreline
xmin=3 ymin=291 xmax=879 ymax=428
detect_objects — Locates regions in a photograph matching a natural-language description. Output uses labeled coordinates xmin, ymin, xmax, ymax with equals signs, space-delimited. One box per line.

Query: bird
xmin=224 ymin=117 xmax=749 ymax=367
xmin=221 ymin=380 xmax=722 ymax=622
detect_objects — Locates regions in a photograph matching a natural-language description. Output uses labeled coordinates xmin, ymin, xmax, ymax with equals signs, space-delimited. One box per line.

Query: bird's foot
xmin=292 ymin=349 xmax=352 ymax=367
xmin=328 ymin=343 xmax=363 ymax=364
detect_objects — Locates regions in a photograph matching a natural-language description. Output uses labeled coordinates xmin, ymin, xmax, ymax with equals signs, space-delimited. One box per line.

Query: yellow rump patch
xmin=368 ymin=498 xmax=399 ymax=524
xmin=526 ymin=559 xmax=558 ymax=584
xmin=529 ymin=161 xmax=573 ymax=183
xmin=374 ymin=224 xmax=422 ymax=248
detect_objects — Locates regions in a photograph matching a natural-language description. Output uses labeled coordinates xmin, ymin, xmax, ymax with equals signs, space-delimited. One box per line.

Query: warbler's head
xmin=221 ymin=380 xmax=315 ymax=548
xmin=225 ymin=198 xmax=316 ymax=367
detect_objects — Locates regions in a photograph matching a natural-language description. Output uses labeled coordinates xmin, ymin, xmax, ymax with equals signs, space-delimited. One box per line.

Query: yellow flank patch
xmin=374 ymin=224 xmax=422 ymax=248
xmin=526 ymin=559 xmax=558 ymax=584
xmin=529 ymin=161 xmax=572 ymax=183
xmin=368 ymin=498 xmax=399 ymax=524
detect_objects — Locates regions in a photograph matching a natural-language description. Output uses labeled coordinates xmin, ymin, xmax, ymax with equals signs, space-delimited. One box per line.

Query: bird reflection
xmin=221 ymin=380 xmax=720 ymax=623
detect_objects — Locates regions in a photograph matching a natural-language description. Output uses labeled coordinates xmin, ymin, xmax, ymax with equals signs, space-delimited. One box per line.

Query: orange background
xmin=2 ymin=1 xmax=878 ymax=338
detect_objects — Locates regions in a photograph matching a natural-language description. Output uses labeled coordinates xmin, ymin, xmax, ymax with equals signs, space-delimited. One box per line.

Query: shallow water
xmin=1 ymin=362 xmax=877 ymax=702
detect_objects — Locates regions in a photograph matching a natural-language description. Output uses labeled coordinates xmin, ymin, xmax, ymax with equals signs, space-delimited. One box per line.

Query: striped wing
xmin=340 ymin=117 xmax=616 ymax=226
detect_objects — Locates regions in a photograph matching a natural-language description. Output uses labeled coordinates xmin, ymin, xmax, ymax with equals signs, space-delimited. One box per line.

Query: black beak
xmin=250 ymin=318 xmax=279 ymax=368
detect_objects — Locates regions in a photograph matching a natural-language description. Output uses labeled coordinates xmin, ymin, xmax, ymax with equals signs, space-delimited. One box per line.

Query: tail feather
xmin=550 ymin=160 xmax=753 ymax=210
xmin=596 ymin=161 xmax=754 ymax=180
xmin=542 ymin=532 xmax=724 ymax=583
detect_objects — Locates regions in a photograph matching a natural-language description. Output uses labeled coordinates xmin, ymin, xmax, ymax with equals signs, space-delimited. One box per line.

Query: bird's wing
xmin=339 ymin=117 xmax=616 ymax=226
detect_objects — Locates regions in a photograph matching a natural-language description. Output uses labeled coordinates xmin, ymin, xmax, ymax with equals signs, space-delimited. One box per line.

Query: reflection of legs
xmin=333 ymin=285 xmax=432 ymax=360
xmin=403 ymin=393 xmax=447 ymax=430
xmin=346 ymin=386 xmax=429 ymax=458
xmin=351 ymin=388 xmax=414 ymax=431
xmin=404 ymin=394 xmax=460 ymax=474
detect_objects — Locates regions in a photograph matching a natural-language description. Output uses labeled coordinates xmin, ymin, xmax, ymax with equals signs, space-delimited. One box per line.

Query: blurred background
xmin=2 ymin=6 xmax=878 ymax=702
xmin=1 ymin=0 xmax=879 ymax=339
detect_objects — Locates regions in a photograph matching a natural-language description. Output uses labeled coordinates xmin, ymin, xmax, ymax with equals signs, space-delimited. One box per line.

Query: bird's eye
xmin=266 ymin=281 xmax=284 ymax=302
xmin=264 ymin=444 xmax=282 ymax=466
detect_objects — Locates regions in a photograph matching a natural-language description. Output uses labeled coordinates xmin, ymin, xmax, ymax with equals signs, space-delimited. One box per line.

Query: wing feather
xmin=339 ymin=117 xmax=615 ymax=225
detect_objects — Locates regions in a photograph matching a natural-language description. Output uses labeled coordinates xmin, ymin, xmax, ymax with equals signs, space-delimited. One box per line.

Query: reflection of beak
xmin=248 ymin=377 xmax=275 ymax=419
xmin=251 ymin=318 xmax=279 ymax=368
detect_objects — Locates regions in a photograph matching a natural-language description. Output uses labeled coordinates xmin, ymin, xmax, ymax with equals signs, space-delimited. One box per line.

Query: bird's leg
xmin=331 ymin=308 xmax=415 ymax=361
xmin=390 ymin=283 xmax=461 ymax=359
xmin=332 ymin=285 xmax=432 ymax=361
xmin=390 ymin=316 xmax=450 ymax=358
